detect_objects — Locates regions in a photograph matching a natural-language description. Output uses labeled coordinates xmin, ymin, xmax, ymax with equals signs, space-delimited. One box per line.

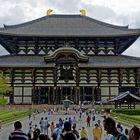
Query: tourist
xmin=68 ymin=117 xmax=72 ymax=124
xmin=129 ymin=126 xmax=140 ymax=140
xmin=58 ymin=118 xmax=63 ymax=128
xmin=44 ymin=117 xmax=49 ymax=135
xmin=87 ymin=115 xmax=91 ymax=127
xmin=39 ymin=134 xmax=50 ymax=140
xmin=72 ymin=116 xmax=77 ymax=127
xmin=59 ymin=121 xmax=76 ymax=140
xmin=124 ymin=128 xmax=129 ymax=139
xmin=80 ymin=127 xmax=88 ymax=140
xmin=29 ymin=113 xmax=31 ymax=120
xmin=9 ymin=121 xmax=28 ymax=140
xmin=92 ymin=123 xmax=101 ymax=140
xmin=39 ymin=117 xmax=45 ymax=134
xmin=72 ymin=125 xmax=80 ymax=139
xmin=27 ymin=126 xmax=33 ymax=140
xmin=33 ymin=125 xmax=40 ymax=140
xmin=103 ymin=117 xmax=128 ymax=140
xmin=92 ymin=114 xmax=95 ymax=124
xmin=97 ymin=120 xmax=103 ymax=135
xmin=117 ymin=123 xmax=123 ymax=133
xmin=50 ymin=122 xmax=55 ymax=137
xmin=52 ymin=123 xmax=61 ymax=140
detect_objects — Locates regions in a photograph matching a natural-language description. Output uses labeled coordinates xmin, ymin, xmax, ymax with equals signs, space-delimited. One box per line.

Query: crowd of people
xmin=7 ymin=108 xmax=140 ymax=140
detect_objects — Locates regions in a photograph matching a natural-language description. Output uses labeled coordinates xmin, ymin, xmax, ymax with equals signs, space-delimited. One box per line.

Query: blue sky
xmin=0 ymin=0 xmax=140 ymax=57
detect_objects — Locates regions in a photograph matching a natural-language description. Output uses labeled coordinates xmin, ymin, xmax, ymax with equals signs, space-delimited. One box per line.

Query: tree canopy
xmin=0 ymin=74 xmax=12 ymax=95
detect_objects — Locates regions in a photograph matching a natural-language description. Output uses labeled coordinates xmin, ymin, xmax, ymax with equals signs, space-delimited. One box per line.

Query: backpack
xmin=72 ymin=129 xmax=79 ymax=139
xmin=117 ymin=134 xmax=128 ymax=140
xmin=52 ymin=128 xmax=59 ymax=140
xmin=92 ymin=116 xmax=95 ymax=121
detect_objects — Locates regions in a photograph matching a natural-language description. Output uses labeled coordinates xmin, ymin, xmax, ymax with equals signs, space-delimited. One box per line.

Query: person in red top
xmin=87 ymin=115 xmax=91 ymax=127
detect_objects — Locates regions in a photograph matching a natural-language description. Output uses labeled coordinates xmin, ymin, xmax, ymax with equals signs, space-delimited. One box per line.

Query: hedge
xmin=111 ymin=108 xmax=140 ymax=115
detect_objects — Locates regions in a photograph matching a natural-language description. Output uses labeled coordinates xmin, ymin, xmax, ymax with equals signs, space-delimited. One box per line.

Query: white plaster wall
xmin=110 ymin=87 xmax=118 ymax=96
xmin=14 ymin=87 xmax=22 ymax=96
xmin=14 ymin=87 xmax=22 ymax=104
xmin=23 ymin=87 xmax=32 ymax=104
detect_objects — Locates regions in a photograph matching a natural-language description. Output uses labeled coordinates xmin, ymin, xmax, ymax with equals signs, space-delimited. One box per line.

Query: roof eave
xmin=0 ymin=32 xmax=140 ymax=38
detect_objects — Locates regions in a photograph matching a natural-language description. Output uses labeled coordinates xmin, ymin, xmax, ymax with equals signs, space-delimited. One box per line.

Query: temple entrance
xmin=32 ymin=87 xmax=51 ymax=104
xmin=56 ymin=87 xmax=76 ymax=104
xmin=32 ymin=86 xmax=101 ymax=104
xmin=80 ymin=87 xmax=93 ymax=103
xmin=62 ymin=87 xmax=71 ymax=100
xmin=32 ymin=86 xmax=76 ymax=104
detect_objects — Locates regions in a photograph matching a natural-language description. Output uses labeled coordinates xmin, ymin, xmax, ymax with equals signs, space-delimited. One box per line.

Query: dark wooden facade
xmin=0 ymin=14 xmax=140 ymax=104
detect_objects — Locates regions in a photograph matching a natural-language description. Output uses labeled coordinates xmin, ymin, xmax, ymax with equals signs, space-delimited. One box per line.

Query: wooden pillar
xmin=55 ymin=87 xmax=58 ymax=104
xmin=83 ymin=87 xmax=85 ymax=101
xmin=10 ymin=68 xmax=14 ymax=104
xmin=59 ymin=87 xmax=62 ymax=104
xmin=92 ymin=87 xmax=94 ymax=102
xmin=48 ymin=87 xmax=50 ymax=104
xmin=79 ymin=87 xmax=81 ymax=103
xmin=53 ymin=87 xmax=56 ymax=104
xmin=128 ymin=103 xmax=129 ymax=109
xmin=38 ymin=87 xmax=41 ymax=104
xmin=70 ymin=87 xmax=73 ymax=101
xmin=32 ymin=68 xmax=36 ymax=104
xmin=75 ymin=87 xmax=79 ymax=104
xmin=109 ymin=87 xmax=111 ymax=99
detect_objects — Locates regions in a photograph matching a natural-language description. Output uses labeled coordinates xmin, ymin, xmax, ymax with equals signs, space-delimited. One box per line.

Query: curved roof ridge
xmin=1 ymin=14 xmax=139 ymax=32
xmin=0 ymin=16 xmax=49 ymax=30
xmin=0 ymin=14 xmax=139 ymax=37
xmin=0 ymin=14 xmax=81 ymax=30
xmin=85 ymin=16 xmax=140 ymax=32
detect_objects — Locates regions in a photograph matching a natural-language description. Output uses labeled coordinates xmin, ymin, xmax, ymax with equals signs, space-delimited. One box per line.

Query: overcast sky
xmin=0 ymin=0 xmax=140 ymax=57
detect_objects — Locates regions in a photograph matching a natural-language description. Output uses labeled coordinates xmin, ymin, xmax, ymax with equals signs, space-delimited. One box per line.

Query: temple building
xmin=0 ymin=10 xmax=140 ymax=104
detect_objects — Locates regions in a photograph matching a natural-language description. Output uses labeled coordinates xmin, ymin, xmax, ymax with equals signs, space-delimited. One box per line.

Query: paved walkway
xmin=0 ymin=110 xmax=130 ymax=140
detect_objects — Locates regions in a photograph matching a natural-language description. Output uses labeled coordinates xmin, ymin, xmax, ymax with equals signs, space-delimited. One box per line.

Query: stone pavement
xmin=0 ymin=110 xmax=130 ymax=140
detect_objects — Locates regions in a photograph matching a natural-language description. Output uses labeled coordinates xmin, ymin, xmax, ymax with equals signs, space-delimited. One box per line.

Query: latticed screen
xmin=60 ymin=66 xmax=74 ymax=80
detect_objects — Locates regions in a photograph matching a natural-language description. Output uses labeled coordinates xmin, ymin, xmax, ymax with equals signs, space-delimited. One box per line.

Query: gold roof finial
xmin=80 ymin=9 xmax=86 ymax=16
xmin=46 ymin=9 xmax=53 ymax=16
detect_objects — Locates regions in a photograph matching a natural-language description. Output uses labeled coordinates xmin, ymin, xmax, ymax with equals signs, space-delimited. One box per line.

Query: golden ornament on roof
xmin=80 ymin=9 xmax=86 ymax=16
xmin=46 ymin=9 xmax=53 ymax=16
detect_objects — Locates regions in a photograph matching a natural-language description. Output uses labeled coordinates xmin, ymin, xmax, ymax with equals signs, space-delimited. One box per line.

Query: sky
xmin=0 ymin=0 xmax=140 ymax=57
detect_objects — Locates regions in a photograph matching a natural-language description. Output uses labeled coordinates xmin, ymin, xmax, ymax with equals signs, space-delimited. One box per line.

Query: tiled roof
xmin=0 ymin=15 xmax=140 ymax=37
xmin=0 ymin=55 xmax=140 ymax=67
xmin=109 ymin=91 xmax=140 ymax=102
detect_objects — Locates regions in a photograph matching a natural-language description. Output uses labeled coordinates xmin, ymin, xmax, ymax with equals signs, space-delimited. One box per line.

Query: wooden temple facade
xmin=0 ymin=13 xmax=140 ymax=104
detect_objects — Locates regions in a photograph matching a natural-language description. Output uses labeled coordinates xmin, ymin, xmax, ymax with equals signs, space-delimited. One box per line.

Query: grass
xmin=0 ymin=110 xmax=33 ymax=125
xmin=110 ymin=112 xmax=140 ymax=127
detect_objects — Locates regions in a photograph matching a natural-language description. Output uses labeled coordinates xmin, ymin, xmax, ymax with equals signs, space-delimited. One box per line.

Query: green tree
xmin=0 ymin=74 xmax=12 ymax=105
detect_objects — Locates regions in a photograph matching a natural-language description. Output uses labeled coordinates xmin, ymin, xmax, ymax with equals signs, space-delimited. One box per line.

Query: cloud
xmin=42 ymin=0 xmax=81 ymax=13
